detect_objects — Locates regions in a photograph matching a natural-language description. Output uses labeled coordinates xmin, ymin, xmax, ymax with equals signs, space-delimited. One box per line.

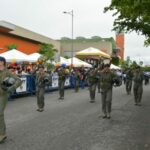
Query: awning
xmin=76 ymin=47 xmax=111 ymax=59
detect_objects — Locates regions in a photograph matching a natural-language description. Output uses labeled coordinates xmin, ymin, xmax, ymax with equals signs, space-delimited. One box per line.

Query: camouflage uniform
xmin=73 ymin=70 xmax=80 ymax=92
xmin=35 ymin=70 xmax=49 ymax=111
xmin=100 ymin=67 xmax=117 ymax=118
xmin=87 ymin=69 xmax=98 ymax=103
xmin=97 ymin=69 xmax=101 ymax=93
xmin=133 ymin=67 xmax=144 ymax=106
xmin=126 ymin=69 xmax=133 ymax=94
xmin=58 ymin=68 xmax=68 ymax=99
xmin=0 ymin=69 xmax=22 ymax=142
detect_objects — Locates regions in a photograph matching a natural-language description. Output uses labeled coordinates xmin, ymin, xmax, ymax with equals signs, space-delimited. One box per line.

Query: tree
xmin=61 ymin=37 xmax=71 ymax=41
xmin=139 ymin=61 xmax=143 ymax=66
xmin=111 ymin=56 xmax=120 ymax=66
xmin=64 ymin=56 xmax=69 ymax=59
xmin=6 ymin=44 xmax=17 ymax=50
xmin=38 ymin=43 xmax=55 ymax=68
xmin=130 ymin=61 xmax=138 ymax=69
xmin=104 ymin=0 xmax=150 ymax=46
xmin=76 ymin=36 xmax=87 ymax=40
xmin=91 ymin=36 xmax=102 ymax=40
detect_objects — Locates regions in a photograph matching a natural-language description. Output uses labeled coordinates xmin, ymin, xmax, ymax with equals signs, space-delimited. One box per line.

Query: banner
xmin=65 ymin=78 xmax=70 ymax=86
xmin=52 ymin=73 xmax=59 ymax=88
xmin=51 ymin=73 xmax=70 ymax=88
xmin=16 ymin=77 xmax=27 ymax=93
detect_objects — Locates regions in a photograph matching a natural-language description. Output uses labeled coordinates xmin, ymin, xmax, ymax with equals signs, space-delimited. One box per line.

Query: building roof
xmin=0 ymin=20 xmax=60 ymax=50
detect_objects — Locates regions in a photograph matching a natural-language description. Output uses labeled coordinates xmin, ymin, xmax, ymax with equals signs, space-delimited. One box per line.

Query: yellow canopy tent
xmin=76 ymin=47 xmax=111 ymax=59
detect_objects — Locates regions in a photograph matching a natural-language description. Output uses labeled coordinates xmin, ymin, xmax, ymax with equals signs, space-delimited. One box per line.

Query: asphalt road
xmin=0 ymin=84 xmax=150 ymax=150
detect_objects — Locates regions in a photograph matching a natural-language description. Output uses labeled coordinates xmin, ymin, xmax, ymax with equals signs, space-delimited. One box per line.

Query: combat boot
xmin=36 ymin=108 xmax=40 ymax=111
xmin=39 ymin=108 xmax=44 ymax=112
xmin=107 ymin=113 xmax=111 ymax=119
xmin=90 ymin=98 xmax=95 ymax=103
xmin=102 ymin=113 xmax=107 ymax=119
xmin=137 ymin=102 xmax=142 ymax=106
xmin=0 ymin=135 xmax=7 ymax=144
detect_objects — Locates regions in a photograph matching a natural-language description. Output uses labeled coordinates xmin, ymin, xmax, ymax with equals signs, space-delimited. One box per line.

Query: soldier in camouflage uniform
xmin=87 ymin=68 xmax=98 ymax=103
xmin=58 ymin=66 xmax=68 ymax=99
xmin=97 ymin=67 xmax=101 ymax=93
xmin=133 ymin=66 xmax=144 ymax=106
xmin=125 ymin=68 xmax=133 ymax=95
xmin=35 ymin=65 xmax=49 ymax=112
xmin=100 ymin=64 xmax=119 ymax=119
xmin=0 ymin=56 xmax=22 ymax=143
xmin=73 ymin=69 xmax=80 ymax=92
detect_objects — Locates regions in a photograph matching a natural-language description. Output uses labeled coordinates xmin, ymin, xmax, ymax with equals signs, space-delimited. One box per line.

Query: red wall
xmin=116 ymin=34 xmax=124 ymax=60
xmin=0 ymin=33 xmax=40 ymax=54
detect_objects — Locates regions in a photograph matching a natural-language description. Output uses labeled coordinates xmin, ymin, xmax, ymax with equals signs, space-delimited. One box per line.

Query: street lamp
xmin=63 ymin=10 xmax=74 ymax=67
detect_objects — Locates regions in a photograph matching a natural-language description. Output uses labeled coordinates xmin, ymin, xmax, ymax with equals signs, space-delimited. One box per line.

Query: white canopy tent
xmin=0 ymin=49 xmax=29 ymax=62
xmin=27 ymin=53 xmax=41 ymax=62
xmin=55 ymin=57 xmax=70 ymax=66
xmin=110 ymin=64 xmax=121 ymax=70
xmin=76 ymin=47 xmax=111 ymax=59
xmin=67 ymin=57 xmax=92 ymax=68
xmin=28 ymin=53 xmax=56 ymax=64
xmin=60 ymin=57 xmax=68 ymax=62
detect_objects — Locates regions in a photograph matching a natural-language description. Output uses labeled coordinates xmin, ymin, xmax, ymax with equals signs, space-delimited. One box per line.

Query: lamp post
xmin=63 ymin=10 xmax=74 ymax=67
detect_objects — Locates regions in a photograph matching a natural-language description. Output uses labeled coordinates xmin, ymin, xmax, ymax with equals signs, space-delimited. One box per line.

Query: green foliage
xmin=38 ymin=43 xmax=55 ymax=68
xmin=120 ymin=58 xmax=138 ymax=69
xmin=91 ymin=36 xmax=102 ymax=40
xmin=46 ymin=63 xmax=55 ymax=71
xmin=64 ymin=56 xmax=70 ymax=59
xmin=142 ymin=66 xmax=150 ymax=71
xmin=111 ymin=56 xmax=120 ymax=65
xmin=61 ymin=37 xmax=71 ymax=41
xmin=130 ymin=61 xmax=138 ymax=69
xmin=6 ymin=44 xmax=17 ymax=50
xmin=104 ymin=0 xmax=150 ymax=46
xmin=75 ymin=36 xmax=87 ymax=41
xmin=120 ymin=60 xmax=128 ymax=69
xmin=60 ymin=36 xmax=116 ymax=47
xmin=38 ymin=43 xmax=54 ymax=59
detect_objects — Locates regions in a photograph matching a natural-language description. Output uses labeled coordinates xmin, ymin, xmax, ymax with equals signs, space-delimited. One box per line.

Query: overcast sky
xmin=0 ymin=0 xmax=149 ymax=63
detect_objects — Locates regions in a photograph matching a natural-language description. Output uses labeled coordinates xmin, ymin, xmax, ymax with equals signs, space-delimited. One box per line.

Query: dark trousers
xmin=0 ymin=94 xmax=8 ymax=135
xmin=97 ymin=81 xmax=101 ymax=93
xmin=36 ymin=87 xmax=45 ymax=109
xmin=101 ymin=88 xmax=112 ymax=114
xmin=74 ymin=79 xmax=79 ymax=92
xmin=89 ymin=83 xmax=96 ymax=100
xmin=126 ymin=80 xmax=132 ymax=94
xmin=133 ymin=84 xmax=143 ymax=104
xmin=81 ymin=80 xmax=85 ymax=89
xmin=58 ymin=80 xmax=65 ymax=98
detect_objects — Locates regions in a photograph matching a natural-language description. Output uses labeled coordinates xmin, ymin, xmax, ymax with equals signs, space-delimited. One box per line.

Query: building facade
xmin=115 ymin=32 xmax=125 ymax=60
xmin=0 ymin=21 xmax=125 ymax=60
xmin=0 ymin=21 xmax=60 ymax=54
xmin=60 ymin=37 xmax=116 ymax=57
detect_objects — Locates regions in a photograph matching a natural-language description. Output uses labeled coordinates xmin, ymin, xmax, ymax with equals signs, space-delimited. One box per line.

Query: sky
xmin=0 ymin=0 xmax=149 ymax=64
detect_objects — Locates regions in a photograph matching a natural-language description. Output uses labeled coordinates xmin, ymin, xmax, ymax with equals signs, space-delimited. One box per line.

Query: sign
xmin=51 ymin=73 xmax=70 ymax=88
xmin=16 ymin=77 xmax=27 ymax=93
xmin=65 ymin=78 xmax=70 ymax=86
xmin=52 ymin=73 xmax=59 ymax=88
